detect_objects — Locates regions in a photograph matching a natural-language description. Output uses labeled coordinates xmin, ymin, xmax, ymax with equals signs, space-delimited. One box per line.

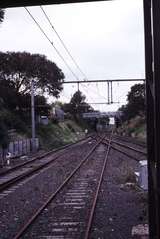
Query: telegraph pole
xmin=31 ymin=79 xmax=36 ymax=152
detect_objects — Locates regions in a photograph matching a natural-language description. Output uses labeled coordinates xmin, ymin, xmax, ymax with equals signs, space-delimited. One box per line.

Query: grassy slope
xmin=37 ymin=120 xmax=85 ymax=150
xmin=117 ymin=116 xmax=146 ymax=142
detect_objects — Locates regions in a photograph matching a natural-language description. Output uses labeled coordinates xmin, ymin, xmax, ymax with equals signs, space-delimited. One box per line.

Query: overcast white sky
xmin=0 ymin=0 xmax=145 ymax=112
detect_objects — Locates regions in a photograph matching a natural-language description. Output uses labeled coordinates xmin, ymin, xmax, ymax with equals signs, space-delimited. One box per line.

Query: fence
xmin=0 ymin=138 xmax=39 ymax=161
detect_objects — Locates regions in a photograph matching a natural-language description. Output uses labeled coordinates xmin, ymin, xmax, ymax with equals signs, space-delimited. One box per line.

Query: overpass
xmin=82 ymin=111 xmax=122 ymax=119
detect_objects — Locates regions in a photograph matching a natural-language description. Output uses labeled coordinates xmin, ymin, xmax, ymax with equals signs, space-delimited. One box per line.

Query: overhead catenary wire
xmin=24 ymin=7 xmax=79 ymax=81
xmin=81 ymin=82 xmax=109 ymax=102
xmin=24 ymin=7 xmax=118 ymax=106
xmin=40 ymin=5 xmax=88 ymax=80
xmin=80 ymin=84 xmax=102 ymax=105
xmin=61 ymin=90 xmax=72 ymax=102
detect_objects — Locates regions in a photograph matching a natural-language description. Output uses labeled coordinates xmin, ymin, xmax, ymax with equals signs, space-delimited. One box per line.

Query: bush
xmin=0 ymin=109 xmax=29 ymax=133
xmin=51 ymin=118 xmax=59 ymax=124
xmin=66 ymin=123 xmax=75 ymax=132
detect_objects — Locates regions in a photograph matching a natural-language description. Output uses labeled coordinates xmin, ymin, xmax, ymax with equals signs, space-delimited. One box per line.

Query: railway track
xmin=11 ymin=133 xmax=112 ymax=239
xmin=0 ymin=132 xmax=146 ymax=239
xmin=0 ymin=135 xmax=93 ymax=177
xmin=0 ymin=136 xmax=95 ymax=193
xmin=97 ymin=134 xmax=147 ymax=162
xmin=113 ymin=134 xmax=146 ymax=148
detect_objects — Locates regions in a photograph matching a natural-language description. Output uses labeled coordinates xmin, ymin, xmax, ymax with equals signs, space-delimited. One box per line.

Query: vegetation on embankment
xmin=118 ymin=83 xmax=146 ymax=142
xmin=0 ymin=12 xmax=92 ymax=151
xmin=116 ymin=115 xmax=146 ymax=142
xmin=37 ymin=120 xmax=86 ymax=150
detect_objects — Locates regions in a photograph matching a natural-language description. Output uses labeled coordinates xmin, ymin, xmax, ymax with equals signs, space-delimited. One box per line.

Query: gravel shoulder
xmin=0 ymin=139 xmax=148 ymax=239
xmin=90 ymin=148 xmax=148 ymax=239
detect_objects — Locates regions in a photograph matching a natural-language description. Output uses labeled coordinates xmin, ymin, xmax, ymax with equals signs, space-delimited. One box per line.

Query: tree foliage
xmin=0 ymin=51 xmax=64 ymax=97
xmin=0 ymin=78 xmax=50 ymax=119
xmin=0 ymin=79 xmax=19 ymax=110
xmin=62 ymin=91 xmax=93 ymax=119
xmin=119 ymin=83 xmax=145 ymax=122
xmin=0 ymin=51 xmax=60 ymax=146
xmin=0 ymin=9 xmax=4 ymax=24
xmin=0 ymin=120 xmax=9 ymax=149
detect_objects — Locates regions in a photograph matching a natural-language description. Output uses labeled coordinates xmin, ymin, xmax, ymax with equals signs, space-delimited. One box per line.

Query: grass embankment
xmin=117 ymin=116 xmax=146 ymax=143
xmin=37 ymin=120 xmax=85 ymax=150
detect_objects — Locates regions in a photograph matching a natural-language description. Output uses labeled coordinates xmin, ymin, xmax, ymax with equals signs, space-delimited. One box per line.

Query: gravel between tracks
xmin=0 ymin=138 xmax=148 ymax=239
xmin=90 ymin=148 xmax=148 ymax=239
xmin=113 ymin=135 xmax=146 ymax=151
xmin=22 ymin=144 xmax=107 ymax=239
xmin=111 ymin=142 xmax=147 ymax=161
xmin=0 ymin=139 xmax=96 ymax=239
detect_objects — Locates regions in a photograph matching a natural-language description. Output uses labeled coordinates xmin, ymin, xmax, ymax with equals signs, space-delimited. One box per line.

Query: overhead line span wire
xmin=40 ymin=5 xmax=88 ymax=80
xmin=24 ymin=7 xmax=80 ymax=81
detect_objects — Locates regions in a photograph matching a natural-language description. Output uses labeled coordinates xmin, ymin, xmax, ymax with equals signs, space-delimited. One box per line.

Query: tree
xmin=70 ymin=91 xmax=86 ymax=106
xmin=0 ymin=79 xmax=19 ymax=111
xmin=63 ymin=91 xmax=93 ymax=120
xmin=0 ymin=119 xmax=9 ymax=149
xmin=0 ymin=75 xmax=51 ymax=127
xmin=0 ymin=116 xmax=9 ymax=167
xmin=119 ymin=83 xmax=145 ymax=121
xmin=0 ymin=9 xmax=4 ymax=24
xmin=0 ymin=51 xmax=64 ymax=97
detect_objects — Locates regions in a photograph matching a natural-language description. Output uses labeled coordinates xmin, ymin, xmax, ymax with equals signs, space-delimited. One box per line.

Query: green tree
xmin=0 ymin=51 xmax=64 ymax=97
xmin=119 ymin=83 xmax=145 ymax=121
xmin=0 ymin=73 xmax=51 ymax=132
xmin=0 ymin=9 xmax=4 ymax=23
xmin=0 ymin=79 xmax=19 ymax=111
xmin=63 ymin=91 xmax=93 ymax=119
xmin=0 ymin=117 xmax=9 ymax=167
xmin=0 ymin=119 xmax=9 ymax=149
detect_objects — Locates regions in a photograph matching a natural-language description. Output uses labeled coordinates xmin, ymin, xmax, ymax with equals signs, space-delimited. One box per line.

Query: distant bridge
xmin=82 ymin=111 xmax=122 ymax=119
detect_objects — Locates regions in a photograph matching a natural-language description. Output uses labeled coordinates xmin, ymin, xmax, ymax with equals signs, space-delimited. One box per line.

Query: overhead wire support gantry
xmin=25 ymin=7 xmax=133 ymax=105
xmin=62 ymin=79 xmax=145 ymax=84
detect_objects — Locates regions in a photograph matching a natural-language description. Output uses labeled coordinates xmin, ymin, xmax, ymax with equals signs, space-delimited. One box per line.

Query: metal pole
xmin=144 ymin=0 xmax=160 ymax=238
xmin=151 ymin=0 xmax=160 ymax=237
xmin=111 ymin=81 xmax=113 ymax=103
xmin=107 ymin=81 xmax=110 ymax=104
xmin=62 ymin=79 xmax=145 ymax=84
xmin=31 ymin=79 xmax=36 ymax=152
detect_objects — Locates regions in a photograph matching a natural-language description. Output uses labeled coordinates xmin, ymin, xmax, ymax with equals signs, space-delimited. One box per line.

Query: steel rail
xmin=84 ymin=131 xmax=113 ymax=239
xmin=105 ymin=138 xmax=147 ymax=155
xmin=97 ymin=134 xmax=146 ymax=157
xmin=0 ymin=136 xmax=93 ymax=193
xmin=13 ymin=136 xmax=104 ymax=239
xmin=102 ymin=139 xmax=140 ymax=162
xmin=113 ymin=135 xmax=146 ymax=148
xmin=0 ymin=135 xmax=92 ymax=177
